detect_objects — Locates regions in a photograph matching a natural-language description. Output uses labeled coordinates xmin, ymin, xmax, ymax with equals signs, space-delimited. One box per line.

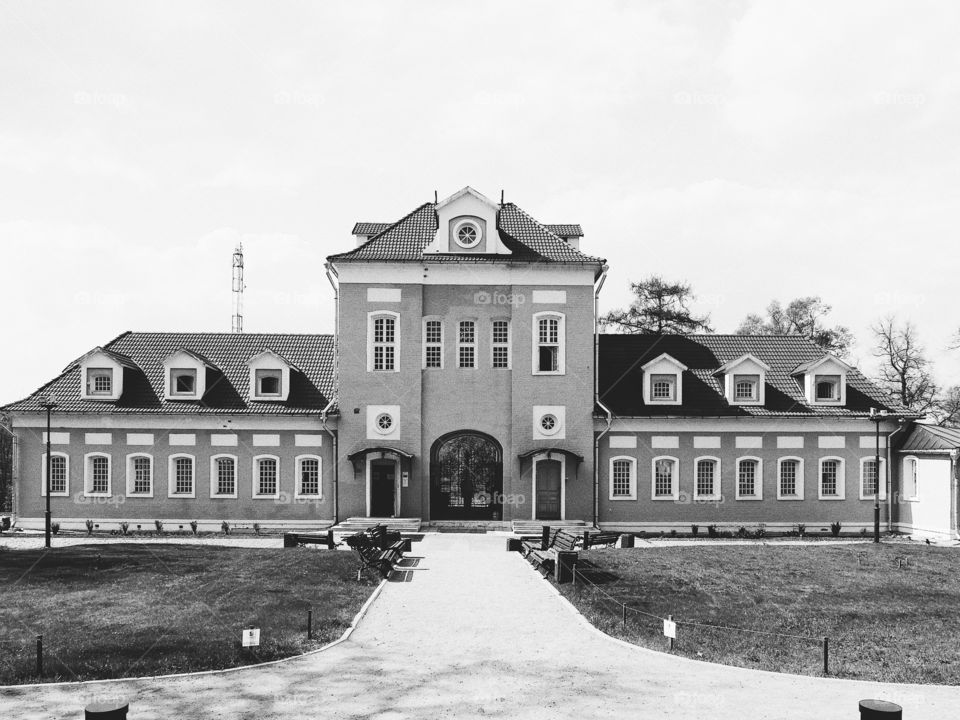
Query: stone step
xmin=511 ymin=519 xmax=592 ymax=536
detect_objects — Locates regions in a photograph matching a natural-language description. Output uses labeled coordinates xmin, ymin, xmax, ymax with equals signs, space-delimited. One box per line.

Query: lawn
xmin=0 ymin=544 xmax=377 ymax=684
xmin=561 ymin=543 xmax=960 ymax=684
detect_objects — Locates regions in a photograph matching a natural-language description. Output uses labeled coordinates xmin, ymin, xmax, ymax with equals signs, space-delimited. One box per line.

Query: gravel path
xmin=1 ymin=533 xmax=955 ymax=719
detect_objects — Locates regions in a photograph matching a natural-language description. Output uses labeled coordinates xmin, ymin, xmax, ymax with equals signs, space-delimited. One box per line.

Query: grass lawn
xmin=561 ymin=543 xmax=960 ymax=684
xmin=0 ymin=544 xmax=377 ymax=685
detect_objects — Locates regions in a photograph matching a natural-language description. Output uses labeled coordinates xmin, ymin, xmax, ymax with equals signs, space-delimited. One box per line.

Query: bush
xmin=797 ymin=523 xmax=806 ymax=537
xmin=755 ymin=524 xmax=767 ymax=539
xmin=707 ymin=524 xmax=718 ymax=538
xmin=154 ymin=520 xmax=164 ymax=535
xmin=221 ymin=521 xmax=230 ymax=535
xmin=737 ymin=526 xmax=749 ymax=539
xmin=190 ymin=520 xmax=198 ymax=535
xmin=85 ymin=519 xmax=94 ymax=536
xmin=830 ymin=521 xmax=842 ymax=538
xmin=120 ymin=521 xmax=129 ymax=536
xmin=51 ymin=521 xmax=60 ymax=535
xmin=253 ymin=522 xmax=261 ymax=536
xmin=669 ymin=528 xmax=677 ymax=537
xmin=691 ymin=524 xmax=699 ymax=537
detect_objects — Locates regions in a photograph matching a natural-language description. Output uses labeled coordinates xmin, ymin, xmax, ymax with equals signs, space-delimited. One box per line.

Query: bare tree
xmin=601 ymin=276 xmax=713 ymax=335
xmin=871 ymin=317 xmax=940 ymax=415
xmin=737 ymin=296 xmax=853 ymax=356
xmin=937 ymin=386 xmax=960 ymax=427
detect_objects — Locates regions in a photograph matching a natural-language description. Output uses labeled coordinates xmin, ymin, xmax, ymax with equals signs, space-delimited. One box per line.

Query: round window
xmin=539 ymin=413 xmax=559 ymax=435
xmin=453 ymin=219 xmax=482 ymax=248
xmin=375 ymin=413 xmax=394 ymax=434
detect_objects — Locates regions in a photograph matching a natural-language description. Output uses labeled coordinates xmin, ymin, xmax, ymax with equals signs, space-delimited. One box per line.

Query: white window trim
xmin=859 ymin=456 xmax=887 ymax=500
xmin=491 ymin=318 xmax=511 ymax=369
xmin=818 ymin=456 xmax=846 ymax=500
xmin=457 ymin=319 xmax=477 ymax=369
xmin=453 ymin=217 xmax=483 ymax=248
xmin=209 ymin=453 xmax=239 ymax=499
xmin=532 ymin=311 xmax=566 ymax=375
xmin=651 ymin=455 xmax=680 ymax=501
xmin=693 ymin=456 xmax=722 ymax=501
xmin=731 ymin=374 xmax=764 ymax=406
xmin=83 ymin=452 xmax=112 ymax=497
xmin=169 ymin=368 xmax=199 ymax=399
xmin=367 ymin=310 xmax=400 ymax=373
xmin=295 ymin=454 xmax=323 ymax=499
xmin=252 ymin=454 xmax=281 ymax=499
xmin=253 ymin=368 xmax=284 ymax=398
xmin=86 ymin=368 xmax=115 ymax=397
xmin=809 ymin=372 xmax=847 ymax=406
xmin=901 ymin=455 xmax=919 ymax=502
xmin=125 ymin=453 xmax=154 ymax=498
xmin=40 ymin=452 xmax=70 ymax=497
xmin=735 ymin=456 xmax=763 ymax=500
xmin=167 ymin=453 xmax=196 ymax=499
xmin=609 ymin=455 xmax=638 ymax=501
xmin=422 ymin=317 xmax=444 ymax=370
xmin=776 ymin=456 xmax=805 ymax=500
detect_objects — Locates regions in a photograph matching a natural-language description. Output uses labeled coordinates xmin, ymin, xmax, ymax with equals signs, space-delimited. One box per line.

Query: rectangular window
xmin=372 ymin=316 xmax=396 ymax=371
xmin=492 ymin=320 xmax=510 ymax=368
xmin=696 ymin=459 xmax=716 ymax=497
xmin=612 ymin=460 xmax=633 ymax=497
xmin=903 ymin=458 xmax=918 ymax=500
xmin=733 ymin=374 xmax=759 ymax=401
xmin=458 ymin=321 xmax=476 ymax=368
xmin=821 ymin=460 xmax=839 ymax=496
xmin=862 ymin=459 xmax=881 ymax=497
xmin=49 ymin=455 xmax=67 ymax=494
xmin=779 ymin=459 xmax=799 ymax=497
xmin=815 ymin=375 xmax=841 ymax=401
xmin=258 ymin=458 xmax=278 ymax=496
xmin=216 ymin=457 xmax=236 ymax=495
xmin=256 ymin=369 xmax=282 ymax=396
xmin=299 ymin=458 xmax=320 ymax=496
xmin=88 ymin=368 xmax=113 ymax=395
xmin=424 ymin=320 xmax=443 ymax=369
xmin=174 ymin=457 xmax=193 ymax=495
xmin=171 ymin=369 xmax=197 ymax=395
xmin=654 ymin=458 xmax=675 ymax=497
xmin=738 ymin=459 xmax=757 ymax=496
xmin=132 ymin=457 xmax=152 ymax=494
xmin=91 ymin=456 xmax=110 ymax=494
xmin=536 ymin=317 xmax=560 ymax=372
xmin=651 ymin=375 xmax=676 ymax=401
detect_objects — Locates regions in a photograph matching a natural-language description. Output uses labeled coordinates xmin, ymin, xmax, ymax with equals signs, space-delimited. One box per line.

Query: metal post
xmin=621 ymin=603 xmax=626 ymax=627
xmin=36 ymin=634 xmax=42 ymax=676
xmin=823 ymin=636 xmax=829 ymax=675
xmin=668 ymin=615 xmax=674 ymax=651
xmin=874 ymin=411 xmax=881 ymax=543
xmin=44 ymin=404 xmax=52 ymax=549
xmin=307 ymin=609 xmax=313 ymax=640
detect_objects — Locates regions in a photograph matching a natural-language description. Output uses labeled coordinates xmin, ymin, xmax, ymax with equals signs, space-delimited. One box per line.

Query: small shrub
xmin=154 ymin=520 xmax=164 ymax=535
xmin=51 ymin=521 xmax=61 ymax=535
xmin=253 ymin=522 xmax=261 ymax=536
xmin=755 ymin=524 xmax=767 ymax=539
xmin=707 ymin=524 xmax=718 ymax=538
xmin=221 ymin=521 xmax=230 ymax=535
xmin=190 ymin=520 xmax=198 ymax=535
xmin=120 ymin=521 xmax=129 ymax=536
xmin=830 ymin=521 xmax=842 ymax=538
xmin=669 ymin=528 xmax=677 ymax=537
xmin=85 ymin=519 xmax=94 ymax=536
xmin=860 ymin=528 xmax=867 ymax=536
xmin=691 ymin=524 xmax=699 ymax=536
xmin=136 ymin=524 xmax=142 ymax=530
xmin=797 ymin=523 xmax=806 ymax=537
xmin=737 ymin=526 xmax=749 ymax=539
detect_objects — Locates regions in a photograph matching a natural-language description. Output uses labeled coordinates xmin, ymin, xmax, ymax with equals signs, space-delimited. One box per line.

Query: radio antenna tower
xmin=231 ymin=242 xmax=245 ymax=333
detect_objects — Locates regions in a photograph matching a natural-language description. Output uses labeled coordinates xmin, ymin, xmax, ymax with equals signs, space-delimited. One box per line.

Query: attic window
xmin=453 ymin=219 xmax=482 ymax=248
xmin=171 ymin=369 xmax=197 ymax=396
xmin=651 ymin=375 xmax=676 ymax=401
xmin=256 ymin=369 xmax=282 ymax=397
xmin=815 ymin=375 xmax=841 ymax=402
xmin=733 ymin=375 xmax=759 ymax=402
xmin=88 ymin=368 xmax=113 ymax=395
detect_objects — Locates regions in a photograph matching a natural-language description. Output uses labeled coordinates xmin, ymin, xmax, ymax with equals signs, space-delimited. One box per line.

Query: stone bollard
xmin=859 ymin=699 xmax=902 ymax=720
xmin=619 ymin=533 xmax=634 ymax=549
xmin=85 ymin=699 xmax=128 ymax=719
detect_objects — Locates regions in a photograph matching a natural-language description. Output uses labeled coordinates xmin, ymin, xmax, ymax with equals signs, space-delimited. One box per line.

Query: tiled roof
xmin=353 ymin=222 xmax=583 ymax=239
xmin=899 ymin=423 xmax=960 ymax=452
xmin=598 ymin=334 xmax=911 ymax=418
xmin=331 ymin=201 xmax=603 ymax=265
xmin=545 ymin=224 xmax=583 ymax=238
xmin=4 ymin=332 xmax=336 ymax=415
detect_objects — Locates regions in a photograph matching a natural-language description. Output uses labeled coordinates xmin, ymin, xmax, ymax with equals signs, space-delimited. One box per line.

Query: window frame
xmin=818 ymin=456 xmax=846 ymax=500
xmin=609 ymin=455 xmax=637 ymax=500
xmin=735 ymin=456 xmax=763 ymax=500
xmin=814 ymin=374 xmax=842 ymax=403
xmin=41 ymin=452 xmax=70 ymax=497
xmin=169 ymin=368 xmax=198 ymax=397
xmin=83 ymin=452 xmax=112 ymax=497
xmin=209 ymin=453 xmax=239 ymax=499
xmin=252 ymin=454 xmax=281 ymax=499
xmin=125 ymin=453 xmax=154 ymax=497
xmin=295 ymin=454 xmax=322 ymax=499
xmin=651 ymin=455 xmax=680 ymax=501
xmin=901 ymin=455 xmax=919 ymax=501
xmin=650 ymin=374 xmax=677 ymax=402
xmin=732 ymin=374 xmax=760 ymax=403
xmin=457 ymin=319 xmax=477 ymax=369
xmin=254 ymin=368 xmax=283 ymax=398
xmin=532 ymin=311 xmax=566 ymax=375
xmin=776 ymin=456 xmax=805 ymax=500
xmin=87 ymin=367 xmax=114 ymax=396
xmin=167 ymin=453 xmax=196 ymax=498
xmin=367 ymin=310 xmax=400 ymax=373
xmin=693 ymin=456 xmax=721 ymax=501
xmin=423 ymin=317 xmax=444 ymax=370
xmin=491 ymin=318 xmax=511 ymax=369
xmin=859 ymin=456 xmax=887 ymax=500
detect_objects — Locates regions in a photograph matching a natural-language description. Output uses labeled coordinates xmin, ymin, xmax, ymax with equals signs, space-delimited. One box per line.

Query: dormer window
xmin=734 ymin=375 xmax=759 ymax=402
xmin=651 ymin=375 xmax=676 ymax=401
xmin=78 ymin=347 xmax=131 ymax=401
xmin=815 ymin=375 xmax=841 ymax=402
xmin=641 ymin=353 xmax=686 ymax=405
xmin=163 ymin=350 xmax=212 ymax=401
xmin=717 ymin=354 xmax=769 ymax=406
xmin=247 ymin=349 xmax=294 ymax=402
xmin=170 ymin=369 xmax=197 ymax=396
xmin=256 ymin=369 xmax=282 ymax=397
xmin=454 ymin=219 xmax=482 ymax=248
xmin=87 ymin=368 xmax=113 ymax=396
xmin=794 ymin=355 xmax=850 ymax=406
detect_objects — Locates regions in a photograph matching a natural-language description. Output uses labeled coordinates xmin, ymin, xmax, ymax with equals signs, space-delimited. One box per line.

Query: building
xmin=893 ymin=424 xmax=960 ymax=539
xmin=2 ymin=186 xmax=935 ymax=536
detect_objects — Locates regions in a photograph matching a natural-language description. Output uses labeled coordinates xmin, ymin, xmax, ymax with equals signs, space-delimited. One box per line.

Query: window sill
xmin=776 ymin=495 xmax=805 ymax=501
xmin=735 ymin=496 xmax=763 ymax=501
xmin=41 ymin=492 xmax=70 ymax=498
xmin=168 ymin=492 xmax=196 ymax=499
xmin=295 ymin=493 xmax=322 ymax=500
xmin=817 ymin=495 xmax=846 ymax=501
xmin=252 ymin=494 xmax=280 ymax=500
xmin=609 ymin=495 xmax=638 ymax=501
xmin=211 ymin=493 xmax=238 ymax=499
xmin=126 ymin=492 xmax=154 ymax=499
xmin=83 ymin=491 xmax=112 ymax=498
xmin=651 ymin=495 xmax=678 ymax=501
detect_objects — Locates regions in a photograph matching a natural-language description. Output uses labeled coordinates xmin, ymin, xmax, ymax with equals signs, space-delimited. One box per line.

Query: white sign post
xmin=663 ymin=616 xmax=676 ymax=650
xmin=242 ymin=628 xmax=260 ymax=648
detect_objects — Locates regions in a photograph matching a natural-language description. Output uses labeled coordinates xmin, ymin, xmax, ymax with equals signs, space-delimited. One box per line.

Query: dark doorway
xmin=430 ymin=431 xmax=503 ymax=520
xmin=536 ymin=459 xmax=562 ymax=520
xmin=370 ymin=460 xmax=396 ymax=517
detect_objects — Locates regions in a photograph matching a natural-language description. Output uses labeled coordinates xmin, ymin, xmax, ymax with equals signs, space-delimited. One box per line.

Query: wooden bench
xmin=283 ymin=530 xmax=336 ymax=549
xmin=365 ymin=523 xmax=405 ymax=551
xmin=344 ymin=531 xmax=404 ymax=580
xmin=582 ymin=530 xmax=621 ymax=549
xmin=522 ymin=527 xmax=580 ymax=576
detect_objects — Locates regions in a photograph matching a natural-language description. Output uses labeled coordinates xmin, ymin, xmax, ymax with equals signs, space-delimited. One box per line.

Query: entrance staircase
xmin=511 ymin=519 xmax=591 ymax=537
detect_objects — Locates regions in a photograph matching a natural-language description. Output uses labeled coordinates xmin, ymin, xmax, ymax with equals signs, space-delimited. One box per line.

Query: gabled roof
xmin=352 ymin=221 xmax=584 ymax=239
xmin=163 ymin=348 xmax=217 ymax=368
xmin=640 ymin=353 xmax=688 ymax=372
xmin=598 ymin=334 xmax=911 ymax=418
xmin=246 ymin=348 xmax=301 ymax=372
xmin=5 ymin=332 xmax=335 ymax=415
xmin=716 ymin=353 xmax=772 ymax=374
xmin=70 ymin=345 xmax=140 ymax=372
xmin=900 ymin=423 xmax=960 ymax=453
xmin=330 ymin=195 xmax=603 ymax=266
xmin=792 ymin=353 xmax=853 ymax=374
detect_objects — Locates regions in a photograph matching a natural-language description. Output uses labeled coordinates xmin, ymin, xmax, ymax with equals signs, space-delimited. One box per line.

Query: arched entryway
xmin=430 ymin=431 xmax=503 ymax=520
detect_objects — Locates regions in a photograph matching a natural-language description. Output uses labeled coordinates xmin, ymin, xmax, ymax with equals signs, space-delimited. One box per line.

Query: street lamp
xmin=868 ymin=407 xmax=889 ymax=544
xmin=39 ymin=393 xmax=57 ymax=549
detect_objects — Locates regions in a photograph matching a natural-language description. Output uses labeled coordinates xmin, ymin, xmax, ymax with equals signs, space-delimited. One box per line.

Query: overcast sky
xmin=1 ymin=0 xmax=958 ymax=404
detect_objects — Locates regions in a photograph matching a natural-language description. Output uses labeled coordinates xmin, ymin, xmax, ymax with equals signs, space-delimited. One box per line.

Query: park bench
xmin=522 ymin=527 xmax=580 ymax=576
xmin=283 ymin=530 xmax=336 ymax=549
xmin=582 ymin=530 xmax=621 ymax=549
xmin=365 ymin=523 xmax=406 ymax=552
xmin=343 ymin=531 xmax=404 ymax=580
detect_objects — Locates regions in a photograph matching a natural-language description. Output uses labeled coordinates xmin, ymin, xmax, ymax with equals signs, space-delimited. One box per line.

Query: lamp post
xmin=39 ymin=393 xmax=57 ymax=549
xmin=868 ymin=407 xmax=889 ymax=544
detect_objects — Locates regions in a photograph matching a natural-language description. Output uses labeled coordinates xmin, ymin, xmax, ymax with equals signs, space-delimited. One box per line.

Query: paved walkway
xmin=1 ymin=533 xmax=955 ymax=719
